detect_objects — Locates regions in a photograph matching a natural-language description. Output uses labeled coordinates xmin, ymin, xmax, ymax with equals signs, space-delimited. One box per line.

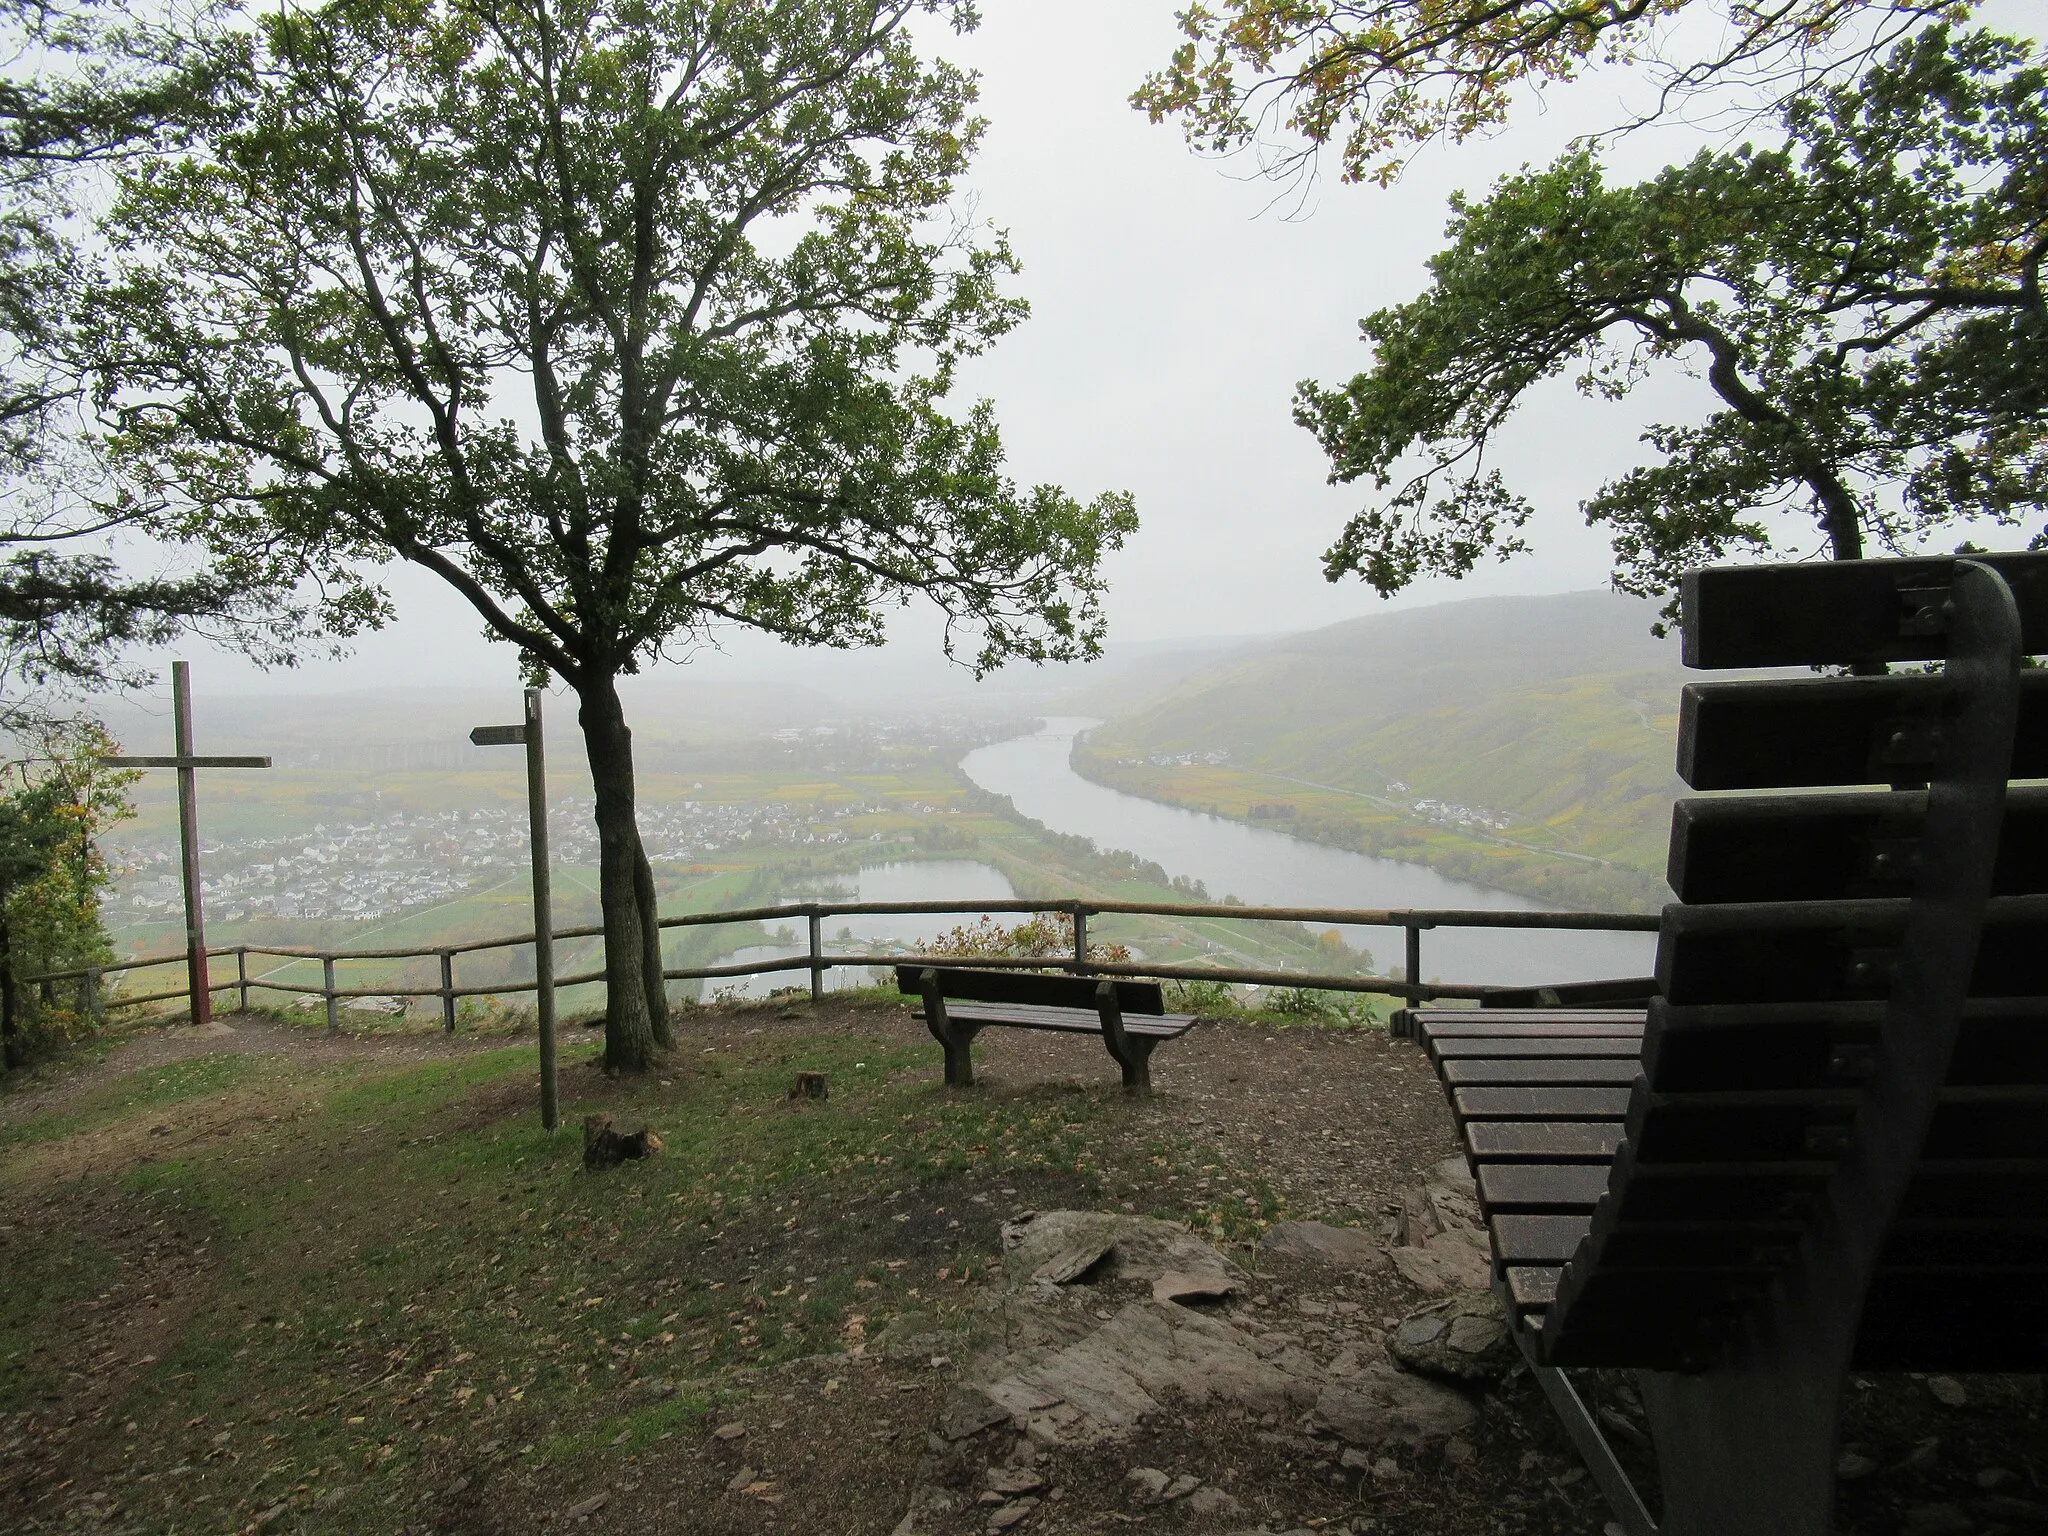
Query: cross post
xmin=101 ymin=660 xmax=272 ymax=1026
xmin=471 ymin=688 xmax=558 ymax=1131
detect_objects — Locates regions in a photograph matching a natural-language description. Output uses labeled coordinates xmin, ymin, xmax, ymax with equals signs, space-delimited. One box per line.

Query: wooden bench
xmin=1405 ymin=551 xmax=2048 ymax=1536
xmin=895 ymin=964 xmax=1197 ymax=1093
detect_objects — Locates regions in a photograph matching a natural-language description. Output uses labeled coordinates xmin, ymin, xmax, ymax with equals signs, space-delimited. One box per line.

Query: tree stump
xmin=582 ymin=1113 xmax=664 ymax=1169
xmin=788 ymin=1071 xmax=829 ymax=1101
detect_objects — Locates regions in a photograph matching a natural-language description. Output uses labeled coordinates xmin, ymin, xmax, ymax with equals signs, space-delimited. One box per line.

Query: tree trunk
xmin=0 ymin=890 xmax=18 ymax=1071
xmin=634 ymin=839 xmax=671 ymax=1046
xmin=578 ymin=676 xmax=660 ymax=1072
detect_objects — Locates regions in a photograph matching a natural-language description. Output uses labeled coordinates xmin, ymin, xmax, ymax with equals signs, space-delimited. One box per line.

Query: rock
xmin=987 ymin=1497 xmax=1039 ymax=1531
xmin=1423 ymin=1156 xmax=1480 ymax=1225
xmin=1976 ymin=1467 xmax=2016 ymax=1491
xmin=976 ymin=1300 xmax=1317 ymax=1445
xmin=1261 ymin=1221 xmax=1387 ymax=1272
xmin=629 ymin=1376 xmax=679 ymax=1403
xmin=1386 ymin=1293 xmax=1515 ymax=1383
xmin=1836 ymin=1450 xmax=1879 ymax=1481
xmin=940 ymin=1386 xmax=1012 ymax=1441
xmin=726 ymin=1466 xmax=759 ymax=1492
xmin=1390 ymin=1226 xmax=1492 ymax=1295
xmin=1163 ymin=1473 xmax=1201 ymax=1500
xmin=1000 ymin=1211 xmax=1247 ymax=1296
xmin=1126 ymin=1467 xmax=1171 ymax=1503
xmin=1900 ymin=1503 xmax=1973 ymax=1536
xmin=1184 ymin=1487 xmax=1242 ymax=1518
xmin=877 ymin=1312 xmax=959 ymax=1364
xmin=582 ymin=1113 xmax=663 ymax=1169
xmin=1309 ymin=1363 xmax=1478 ymax=1448
xmin=564 ymin=1492 xmax=610 ymax=1520
xmin=1926 ymin=1375 xmax=1968 ymax=1408
xmin=1371 ymin=1456 xmax=1403 ymax=1481
xmin=1153 ymin=1269 xmax=1242 ymax=1305
xmin=1902 ymin=1439 xmax=1942 ymax=1472
xmin=1444 ymin=1436 xmax=1476 ymax=1466
xmin=987 ymin=1467 xmax=1047 ymax=1497
xmin=713 ymin=1422 xmax=748 ymax=1441
xmin=1340 ymin=1448 xmax=1374 ymax=1471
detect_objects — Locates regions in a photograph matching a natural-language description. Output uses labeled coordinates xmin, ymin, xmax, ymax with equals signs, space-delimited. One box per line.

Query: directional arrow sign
xmin=470 ymin=724 xmax=527 ymax=747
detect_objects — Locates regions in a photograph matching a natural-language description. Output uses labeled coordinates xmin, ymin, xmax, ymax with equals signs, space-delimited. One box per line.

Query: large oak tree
xmin=91 ymin=0 xmax=1137 ymax=1071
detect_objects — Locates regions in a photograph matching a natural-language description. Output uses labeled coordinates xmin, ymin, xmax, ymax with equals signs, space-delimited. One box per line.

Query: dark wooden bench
xmin=894 ymin=964 xmax=1197 ymax=1093
xmin=1404 ymin=551 xmax=2048 ymax=1536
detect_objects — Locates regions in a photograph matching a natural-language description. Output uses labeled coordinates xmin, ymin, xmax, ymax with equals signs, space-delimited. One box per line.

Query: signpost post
xmin=102 ymin=661 xmax=271 ymax=1026
xmin=471 ymin=689 xmax=557 ymax=1131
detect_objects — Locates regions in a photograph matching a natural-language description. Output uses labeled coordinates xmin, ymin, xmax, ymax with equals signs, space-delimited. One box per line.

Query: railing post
xmin=807 ymin=909 xmax=824 ymax=1003
xmin=1405 ymin=923 xmax=1423 ymax=998
xmin=236 ymin=946 xmax=249 ymax=1014
xmin=322 ymin=954 xmax=337 ymax=1031
xmin=83 ymin=965 xmax=101 ymax=1026
xmin=1072 ymin=903 xmax=1089 ymax=976
xmin=440 ymin=950 xmax=456 ymax=1033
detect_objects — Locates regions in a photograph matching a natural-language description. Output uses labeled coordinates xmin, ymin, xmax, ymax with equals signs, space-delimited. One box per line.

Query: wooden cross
xmin=102 ymin=661 xmax=271 ymax=1025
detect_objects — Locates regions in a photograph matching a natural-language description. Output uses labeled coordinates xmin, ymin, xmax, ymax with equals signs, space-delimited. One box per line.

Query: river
xmin=956 ymin=717 xmax=1656 ymax=987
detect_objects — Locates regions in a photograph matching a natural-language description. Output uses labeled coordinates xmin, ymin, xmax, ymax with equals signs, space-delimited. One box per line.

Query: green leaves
xmin=1135 ymin=0 xmax=1959 ymax=186
xmin=92 ymin=0 xmax=1131 ymax=687
xmin=1301 ymin=24 xmax=2047 ymax=612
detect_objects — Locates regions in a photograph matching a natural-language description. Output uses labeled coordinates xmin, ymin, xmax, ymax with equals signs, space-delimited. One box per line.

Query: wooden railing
xmin=30 ymin=897 xmax=1662 ymax=1029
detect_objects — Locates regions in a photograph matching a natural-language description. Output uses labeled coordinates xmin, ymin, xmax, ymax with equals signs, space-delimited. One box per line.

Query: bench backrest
xmin=894 ymin=964 xmax=1168 ymax=1016
xmin=1540 ymin=552 xmax=2048 ymax=1373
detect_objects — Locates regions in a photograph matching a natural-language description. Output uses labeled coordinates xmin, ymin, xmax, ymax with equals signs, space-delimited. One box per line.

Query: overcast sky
xmin=135 ymin=0 xmax=2027 ymax=699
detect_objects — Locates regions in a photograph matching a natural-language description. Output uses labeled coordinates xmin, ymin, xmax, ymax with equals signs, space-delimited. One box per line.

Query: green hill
xmin=1071 ymin=591 xmax=1692 ymax=911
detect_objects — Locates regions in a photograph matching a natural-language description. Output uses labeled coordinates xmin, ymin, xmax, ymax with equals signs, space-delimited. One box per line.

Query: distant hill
xmin=1072 ymin=591 xmax=1693 ymax=905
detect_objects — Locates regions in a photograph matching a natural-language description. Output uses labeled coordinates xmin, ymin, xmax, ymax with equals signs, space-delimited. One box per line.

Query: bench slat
xmin=1429 ymin=1036 xmax=1645 ymax=1059
xmin=1678 ymin=672 xmax=2048 ymax=790
xmin=1416 ymin=1017 xmax=1646 ymax=1039
xmin=1680 ymin=552 xmax=2048 ymax=668
xmin=945 ymin=1001 xmax=1196 ymax=1038
xmin=1641 ymin=998 xmax=2048 ymax=1093
xmin=1505 ymin=1266 xmax=1563 ymax=1307
xmin=1491 ymin=1213 xmax=1593 ymax=1264
xmin=1656 ymin=897 xmax=2048 ymax=1006
xmin=1441 ymin=1058 xmax=1642 ymax=1086
xmin=1670 ymin=787 xmax=2048 ymax=903
xmin=1477 ymin=1163 xmax=1611 ymax=1211
xmin=1453 ymin=1086 xmax=1633 ymax=1120
xmin=1465 ymin=1122 xmax=1625 ymax=1161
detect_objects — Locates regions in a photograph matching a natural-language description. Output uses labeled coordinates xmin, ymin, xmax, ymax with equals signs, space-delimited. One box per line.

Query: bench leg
xmin=1111 ymin=1034 xmax=1158 ymax=1094
xmin=1506 ymin=1286 xmax=1842 ymax=1536
xmin=1637 ymin=1361 xmax=1839 ymax=1536
xmin=923 ymin=1012 xmax=979 ymax=1088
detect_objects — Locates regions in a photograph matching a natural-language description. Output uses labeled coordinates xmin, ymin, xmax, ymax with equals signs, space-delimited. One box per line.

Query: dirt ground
xmin=3 ymin=1000 xmax=2044 ymax=1536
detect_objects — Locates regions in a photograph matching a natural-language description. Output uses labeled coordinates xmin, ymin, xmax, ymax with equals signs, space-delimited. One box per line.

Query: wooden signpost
xmin=471 ymin=688 xmax=558 ymax=1131
xmin=102 ymin=661 xmax=271 ymax=1026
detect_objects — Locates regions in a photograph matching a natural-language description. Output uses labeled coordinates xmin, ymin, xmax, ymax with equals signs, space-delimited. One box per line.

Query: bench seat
xmin=937 ymin=999 xmax=1194 ymax=1038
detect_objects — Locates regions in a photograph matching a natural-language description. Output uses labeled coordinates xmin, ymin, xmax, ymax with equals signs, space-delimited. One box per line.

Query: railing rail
xmin=32 ymin=896 xmax=1661 ymax=1029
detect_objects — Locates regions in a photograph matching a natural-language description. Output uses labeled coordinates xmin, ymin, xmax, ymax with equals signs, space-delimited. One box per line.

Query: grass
xmin=0 ymin=1004 xmax=1275 ymax=1534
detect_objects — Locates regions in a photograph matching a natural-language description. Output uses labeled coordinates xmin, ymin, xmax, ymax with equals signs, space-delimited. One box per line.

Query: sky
xmin=128 ymin=0 xmax=2028 ymax=700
